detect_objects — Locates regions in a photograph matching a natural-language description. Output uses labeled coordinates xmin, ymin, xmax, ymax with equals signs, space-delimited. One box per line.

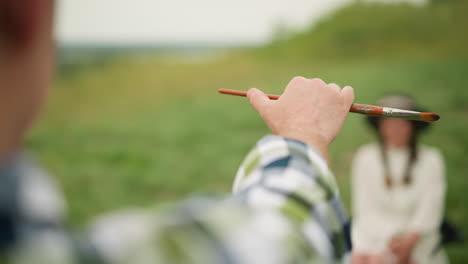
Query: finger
xmin=351 ymin=253 xmax=368 ymax=264
xmin=247 ymin=88 xmax=271 ymax=115
xmin=341 ymin=86 xmax=355 ymax=110
xmin=328 ymin=83 xmax=341 ymax=93
xmin=284 ymin=76 xmax=307 ymax=94
xmin=309 ymin=78 xmax=327 ymax=89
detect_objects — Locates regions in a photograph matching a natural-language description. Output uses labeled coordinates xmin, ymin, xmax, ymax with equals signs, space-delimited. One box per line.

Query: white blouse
xmin=351 ymin=143 xmax=447 ymax=263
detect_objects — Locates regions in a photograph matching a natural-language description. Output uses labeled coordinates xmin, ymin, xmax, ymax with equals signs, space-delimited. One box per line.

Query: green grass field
xmin=27 ymin=1 xmax=468 ymax=262
xmin=29 ymin=54 xmax=468 ymax=261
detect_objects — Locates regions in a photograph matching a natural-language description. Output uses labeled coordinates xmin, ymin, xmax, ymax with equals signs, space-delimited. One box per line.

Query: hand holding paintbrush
xmin=218 ymin=77 xmax=440 ymax=159
xmin=219 ymin=77 xmax=357 ymax=158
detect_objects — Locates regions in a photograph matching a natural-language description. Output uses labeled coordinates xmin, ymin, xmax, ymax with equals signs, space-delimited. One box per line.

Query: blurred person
xmin=0 ymin=1 xmax=355 ymax=263
xmin=351 ymin=95 xmax=447 ymax=264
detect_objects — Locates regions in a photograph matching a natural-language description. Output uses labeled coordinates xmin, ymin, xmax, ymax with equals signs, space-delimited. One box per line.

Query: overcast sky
xmin=56 ymin=0 xmax=426 ymax=45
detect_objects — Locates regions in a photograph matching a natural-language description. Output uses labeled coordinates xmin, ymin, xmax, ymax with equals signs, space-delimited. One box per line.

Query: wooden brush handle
xmin=219 ymin=89 xmax=379 ymax=113
xmin=350 ymin=104 xmax=383 ymax=115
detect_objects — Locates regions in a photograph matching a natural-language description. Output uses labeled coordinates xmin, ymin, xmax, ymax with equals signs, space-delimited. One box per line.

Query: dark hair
xmin=366 ymin=95 xmax=431 ymax=188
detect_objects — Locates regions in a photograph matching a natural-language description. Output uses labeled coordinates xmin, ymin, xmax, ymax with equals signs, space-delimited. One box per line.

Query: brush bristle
xmin=420 ymin=113 xmax=440 ymax=122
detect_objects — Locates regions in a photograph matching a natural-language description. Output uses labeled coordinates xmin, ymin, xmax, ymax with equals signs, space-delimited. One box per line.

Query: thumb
xmin=247 ymin=88 xmax=271 ymax=116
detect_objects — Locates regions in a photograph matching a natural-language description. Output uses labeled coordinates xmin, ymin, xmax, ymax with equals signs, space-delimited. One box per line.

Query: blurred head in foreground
xmin=0 ymin=0 xmax=55 ymax=161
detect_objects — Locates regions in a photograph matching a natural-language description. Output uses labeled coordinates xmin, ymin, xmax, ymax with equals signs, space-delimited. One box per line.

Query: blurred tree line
xmin=258 ymin=0 xmax=468 ymax=61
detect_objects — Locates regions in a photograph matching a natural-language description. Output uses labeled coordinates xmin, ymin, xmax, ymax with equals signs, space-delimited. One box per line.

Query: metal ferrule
xmin=382 ymin=107 xmax=421 ymax=120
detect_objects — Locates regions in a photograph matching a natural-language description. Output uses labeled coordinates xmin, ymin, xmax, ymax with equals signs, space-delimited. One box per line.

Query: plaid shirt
xmin=0 ymin=135 xmax=349 ymax=264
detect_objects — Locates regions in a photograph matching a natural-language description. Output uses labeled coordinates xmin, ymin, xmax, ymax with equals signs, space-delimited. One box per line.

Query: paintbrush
xmin=218 ymin=89 xmax=440 ymax=123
